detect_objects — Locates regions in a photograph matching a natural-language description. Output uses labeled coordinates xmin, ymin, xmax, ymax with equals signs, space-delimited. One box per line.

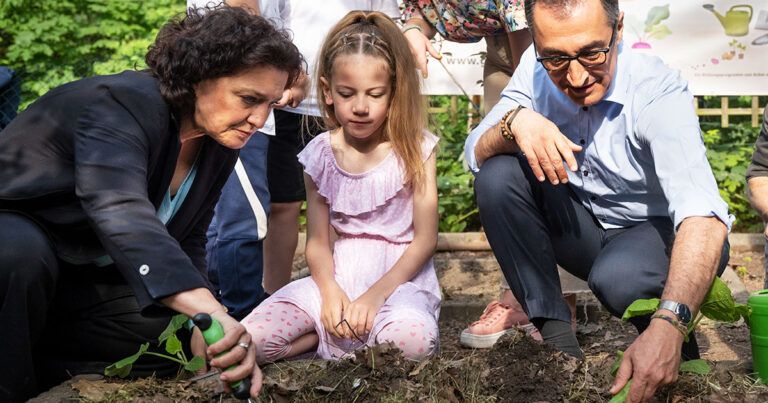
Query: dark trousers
xmin=475 ymin=155 xmax=729 ymax=350
xmin=206 ymin=131 xmax=270 ymax=320
xmin=0 ymin=212 xmax=186 ymax=402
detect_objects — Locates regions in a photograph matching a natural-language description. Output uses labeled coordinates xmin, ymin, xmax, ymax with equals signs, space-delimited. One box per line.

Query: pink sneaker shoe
xmin=459 ymin=301 xmax=543 ymax=348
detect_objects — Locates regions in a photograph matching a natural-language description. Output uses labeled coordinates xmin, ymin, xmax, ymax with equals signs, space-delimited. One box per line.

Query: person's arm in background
xmin=223 ymin=0 xmax=308 ymax=108
xmin=748 ymin=107 xmax=768 ymax=239
xmin=400 ymin=0 xmax=440 ymax=78
xmin=225 ymin=0 xmax=259 ymax=14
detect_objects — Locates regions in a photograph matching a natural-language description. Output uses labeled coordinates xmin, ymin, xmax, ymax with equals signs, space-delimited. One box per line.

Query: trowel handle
xmin=192 ymin=313 xmax=252 ymax=400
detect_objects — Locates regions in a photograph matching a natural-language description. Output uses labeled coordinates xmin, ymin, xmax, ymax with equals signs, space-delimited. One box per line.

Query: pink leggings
xmin=243 ymin=301 xmax=437 ymax=363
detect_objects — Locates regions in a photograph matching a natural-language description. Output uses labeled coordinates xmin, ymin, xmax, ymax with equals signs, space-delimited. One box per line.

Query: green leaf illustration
xmin=647 ymin=24 xmax=672 ymax=40
xmin=644 ymin=4 xmax=670 ymax=29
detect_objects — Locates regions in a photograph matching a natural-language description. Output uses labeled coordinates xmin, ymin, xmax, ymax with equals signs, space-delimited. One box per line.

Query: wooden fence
xmin=427 ymin=95 xmax=766 ymax=129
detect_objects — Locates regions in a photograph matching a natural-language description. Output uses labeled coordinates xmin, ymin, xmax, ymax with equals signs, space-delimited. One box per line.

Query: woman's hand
xmin=207 ymin=310 xmax=263 ymax=398
xmin=403 ymin=22 xmax=440 ymax=78
xmin=161 ymin=289 xmax=262 ymax=398
xmin=318 ymin=281 xmax=351 ymax=338
xmin=275 ymin=72 xmax=309 ymax=109
xmin=190 ymin=328 xmax=209 ymax=376
xmin=344 ymin=289 xmax=386 ymax=338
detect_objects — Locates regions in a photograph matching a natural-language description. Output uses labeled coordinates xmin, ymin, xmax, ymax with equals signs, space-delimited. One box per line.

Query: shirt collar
xmin=601 ymin=41 xmax=629 ymax=106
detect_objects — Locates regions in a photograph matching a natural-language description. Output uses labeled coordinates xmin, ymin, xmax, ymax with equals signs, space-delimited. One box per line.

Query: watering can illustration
xmin=703 ymin=4 xmax=753 ymax=36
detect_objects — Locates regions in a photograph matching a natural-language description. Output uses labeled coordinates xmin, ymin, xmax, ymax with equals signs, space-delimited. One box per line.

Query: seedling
xmin=104 ymin=314 xmax=205 ymax=378
xmin=609 ymin=277 xmax=751 ymax=402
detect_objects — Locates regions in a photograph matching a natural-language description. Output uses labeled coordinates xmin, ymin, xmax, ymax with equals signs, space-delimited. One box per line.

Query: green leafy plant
xmin=0 ymin=0 xmax=184 ymax=109
xmin=429 ymin=95 xmax=481 ymax=232
xmin=104 ymin=314 xmax=204 ymax=378
xmin=610 ymin=277 xmax=751 ymax=402
xmin=702 ymin=121 xmax=762 ymax=232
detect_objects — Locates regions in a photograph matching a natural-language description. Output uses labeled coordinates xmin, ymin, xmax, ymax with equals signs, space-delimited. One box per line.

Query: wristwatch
xmin=658 ymin=300 xmax=692 ymax=325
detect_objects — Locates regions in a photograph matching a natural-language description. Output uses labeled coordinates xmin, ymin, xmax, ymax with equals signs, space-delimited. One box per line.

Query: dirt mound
xmin=482 ymin=331 xmax=584 ymax=401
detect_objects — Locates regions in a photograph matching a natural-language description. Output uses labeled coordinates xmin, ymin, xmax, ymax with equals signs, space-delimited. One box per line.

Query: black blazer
xmin=0 ymin=70 xmax=238 ymax=314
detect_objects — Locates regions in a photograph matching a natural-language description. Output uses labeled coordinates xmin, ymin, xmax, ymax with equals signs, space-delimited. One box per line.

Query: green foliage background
xmin=0 ymin=0 xmax=185 ymax=109
xmin=0 ymin=1 xmax=764 ymax=232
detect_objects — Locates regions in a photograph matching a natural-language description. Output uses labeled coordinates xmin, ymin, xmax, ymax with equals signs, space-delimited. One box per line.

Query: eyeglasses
xmin=535 ymin=22 xmax=617 ymax=72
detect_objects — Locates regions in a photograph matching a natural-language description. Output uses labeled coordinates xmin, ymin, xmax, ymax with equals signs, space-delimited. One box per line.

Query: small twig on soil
xmin=328 ymin=362 xmax=362 ymax=394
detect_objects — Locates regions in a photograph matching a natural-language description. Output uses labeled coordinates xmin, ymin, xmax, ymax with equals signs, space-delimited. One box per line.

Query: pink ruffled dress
xmin=255 ymin=130 xmax=442 ymax=359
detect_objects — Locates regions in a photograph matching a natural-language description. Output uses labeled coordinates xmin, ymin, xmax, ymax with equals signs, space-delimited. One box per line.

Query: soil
xmin=33 ymin=250 xmax=768 ymax=402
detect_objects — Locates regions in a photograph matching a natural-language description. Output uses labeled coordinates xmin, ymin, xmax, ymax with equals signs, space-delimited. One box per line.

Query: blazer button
xmin=139 ymin=264 xmax=150 ymax=275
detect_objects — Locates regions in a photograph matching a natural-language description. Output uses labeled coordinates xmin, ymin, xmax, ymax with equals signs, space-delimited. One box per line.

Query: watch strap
xmin=658 ymin=299 xmax=691 ymax=325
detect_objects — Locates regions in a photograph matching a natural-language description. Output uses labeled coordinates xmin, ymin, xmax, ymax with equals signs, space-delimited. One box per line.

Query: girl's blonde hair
xmin=316 ymin=11 xmax=427 ymax=187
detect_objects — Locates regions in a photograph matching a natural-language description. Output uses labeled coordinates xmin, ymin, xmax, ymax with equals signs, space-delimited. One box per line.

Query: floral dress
xmin=402 ymin=0 xmax=527 ymax=43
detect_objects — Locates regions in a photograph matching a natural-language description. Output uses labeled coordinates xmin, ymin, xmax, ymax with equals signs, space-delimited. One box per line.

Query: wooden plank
xmin=425 ymin=95 xmax=766 ymax=129
xmin=753 ymin=96 xmax=760 ymax=128
xmin=697 ymin=107 xmax=758 ymax=116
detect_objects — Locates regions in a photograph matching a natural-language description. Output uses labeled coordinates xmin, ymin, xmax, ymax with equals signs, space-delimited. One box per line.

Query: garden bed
xmin=33 ymin=249 xmax=767 ymax=402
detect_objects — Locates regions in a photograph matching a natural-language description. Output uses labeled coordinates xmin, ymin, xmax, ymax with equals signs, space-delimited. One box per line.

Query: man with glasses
xmin=464 ymin=0 xmax=731 ymax=401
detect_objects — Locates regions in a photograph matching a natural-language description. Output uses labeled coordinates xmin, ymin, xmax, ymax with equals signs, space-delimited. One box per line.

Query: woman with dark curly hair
xmin=0 ymin=6 xmax=302 ymax=402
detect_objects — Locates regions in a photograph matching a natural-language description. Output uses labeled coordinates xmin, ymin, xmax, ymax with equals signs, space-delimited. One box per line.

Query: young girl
xmin=241 ymin=10 xmax=440 ymax=362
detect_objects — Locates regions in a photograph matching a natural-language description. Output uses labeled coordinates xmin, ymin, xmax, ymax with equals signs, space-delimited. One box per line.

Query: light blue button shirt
xmin=464 ymin=43 xmax=732 ymax=230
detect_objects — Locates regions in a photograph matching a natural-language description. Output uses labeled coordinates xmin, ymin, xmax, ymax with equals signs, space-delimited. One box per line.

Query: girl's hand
xmin=319 ymin=281 xmax=351 ymax=338
xmin=344 ymin=290 xmax=386 ymax=338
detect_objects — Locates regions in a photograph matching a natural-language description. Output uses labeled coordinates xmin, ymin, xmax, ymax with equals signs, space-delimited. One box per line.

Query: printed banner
xmin=423 ymin=0 xmax=768 ymax=96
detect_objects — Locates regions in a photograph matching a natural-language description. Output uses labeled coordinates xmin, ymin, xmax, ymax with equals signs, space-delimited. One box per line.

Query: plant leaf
xmin=644 ymin=4 xmax=670 ymax=29
xmin=611 ymin=350 xmax=624 ymax=376
xmin=700 ymin=277 xmax=743 ymax=322
xmin=736 ymin=304 xmax=752 ymax=326
xmin=159 ymin=314 xmax=189 ymax=344
xmin=165 ymin=333 xmax=182 ymax=355
xmin=679 ymin=359 xmax=711 ymax=375
xmin=621 ymin=298 xmax=660 ymax=321
xmin=104 ymin=342 xmax=149 ymax=378
xmin=184 ymin=356 xmax=205 ymax=372
xmin=609 ymin=379 xmax=631 ymax=403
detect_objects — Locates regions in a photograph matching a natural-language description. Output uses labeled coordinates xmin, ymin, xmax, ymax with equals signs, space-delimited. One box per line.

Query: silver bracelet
xmin=401 ymin=24 xmax=423 ymax=34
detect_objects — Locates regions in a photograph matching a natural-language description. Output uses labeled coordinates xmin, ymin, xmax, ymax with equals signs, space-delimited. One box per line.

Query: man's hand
xmin=610 ymin=317 xmax=683 ymax=402
xmin=344 ymin=290 xmax=387 ymax=338
xmin=508 ymin=108 xmax=582 ymax=184
xmin=403 ymin=27 xmax=440 ymax=78
xmin=318 ymin=281 xmax=352 ymax=338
